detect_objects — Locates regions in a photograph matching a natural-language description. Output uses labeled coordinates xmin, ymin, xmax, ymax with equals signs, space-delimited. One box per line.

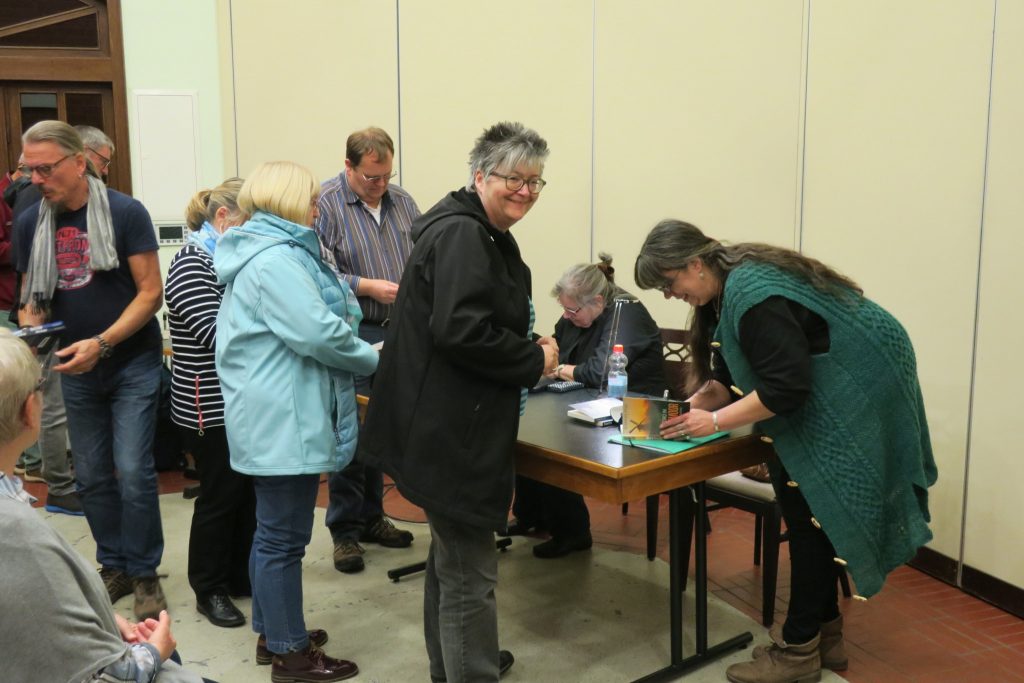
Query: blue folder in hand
xmin=609 ymin=431 xmax=729 ymax=454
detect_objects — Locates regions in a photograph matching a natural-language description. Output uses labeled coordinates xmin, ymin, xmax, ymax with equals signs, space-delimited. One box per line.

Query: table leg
xmin=631 ymin=484 xmax=753 ymax=682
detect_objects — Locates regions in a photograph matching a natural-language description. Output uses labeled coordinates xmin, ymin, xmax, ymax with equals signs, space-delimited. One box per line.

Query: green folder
xmin=609 ymin=431 xmax=729 ymax=454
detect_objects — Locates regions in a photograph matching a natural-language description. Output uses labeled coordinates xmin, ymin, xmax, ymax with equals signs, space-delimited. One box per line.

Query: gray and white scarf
xmin=20 ymin=175 xmax=118 ymax=315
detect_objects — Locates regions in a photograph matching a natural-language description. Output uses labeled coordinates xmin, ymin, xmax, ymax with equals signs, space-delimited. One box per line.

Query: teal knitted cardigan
xmin=714 ymin=261 xmax=937 ymax=597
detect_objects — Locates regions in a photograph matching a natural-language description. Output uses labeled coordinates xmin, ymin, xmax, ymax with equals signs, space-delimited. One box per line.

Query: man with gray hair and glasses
xmin=13 ymin=120 xmax=167 ymax=622
xmin=75 ymin=124 xmax=115 ymax=182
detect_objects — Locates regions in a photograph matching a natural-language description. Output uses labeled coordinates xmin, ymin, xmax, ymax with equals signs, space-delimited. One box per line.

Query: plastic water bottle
xmin=607 ymin=344 xmax=628 ymax=398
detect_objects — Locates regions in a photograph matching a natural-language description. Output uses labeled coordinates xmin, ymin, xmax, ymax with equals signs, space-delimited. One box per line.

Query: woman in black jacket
xmin=511 ymin=254 xmax=666 ymax=558
xmin=360 ymin=122 xmax=557 ymax=683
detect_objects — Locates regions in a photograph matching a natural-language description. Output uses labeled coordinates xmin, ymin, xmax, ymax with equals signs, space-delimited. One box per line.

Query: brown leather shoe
xmin=727 ymin=631 xmax=821 ymax=683
xmin=131 ymin=576 xmax=167 ymax=621
xmin=753 ymin=617 xmax=847 ymax=672
xmin=271 ymin=644 xmax=357 ymax=683
xmin=359 ymin=516 xmax=414 ymax=548
xmin=257 ymin=629 xmax=329 ymax=665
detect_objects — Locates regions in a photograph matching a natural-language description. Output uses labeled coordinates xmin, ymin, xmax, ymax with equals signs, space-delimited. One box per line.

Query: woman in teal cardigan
xmin=635 ymin=219 xmax=937 ymax=683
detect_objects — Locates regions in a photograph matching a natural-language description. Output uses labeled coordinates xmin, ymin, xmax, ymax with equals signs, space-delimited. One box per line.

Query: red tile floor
xmin=33 ymin=471 xmax=1024 ymax=683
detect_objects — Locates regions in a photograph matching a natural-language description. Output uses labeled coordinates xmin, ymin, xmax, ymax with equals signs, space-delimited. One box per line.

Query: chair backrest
xmin=659 ymin=328 xmax=691 ymax=400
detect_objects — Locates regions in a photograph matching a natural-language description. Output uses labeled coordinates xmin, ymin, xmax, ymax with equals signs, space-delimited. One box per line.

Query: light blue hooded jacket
xmin=213 ymin=210 xmax=378 ymax=476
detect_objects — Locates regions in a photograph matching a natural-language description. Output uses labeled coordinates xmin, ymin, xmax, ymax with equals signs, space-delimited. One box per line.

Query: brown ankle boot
xmin=818 ymin=615 xmax=848 ymax=671
xmin=726 ymin=631 xmax=821 ymax=683
xmin=270 ymin=644 xmax=358 ymax=683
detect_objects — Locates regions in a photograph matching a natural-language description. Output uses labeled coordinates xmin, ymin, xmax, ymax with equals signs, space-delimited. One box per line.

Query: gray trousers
xmin=424 ymin=511 xmax=501 ymax=683
xmin=2 ymin=316 xmax=74 ymax=495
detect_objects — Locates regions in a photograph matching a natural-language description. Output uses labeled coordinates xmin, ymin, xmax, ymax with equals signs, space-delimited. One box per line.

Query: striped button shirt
xmin=165 ymin=244 xmax=225 ymax=430
xmin=314 ymin=172 xmax=421 ymax=324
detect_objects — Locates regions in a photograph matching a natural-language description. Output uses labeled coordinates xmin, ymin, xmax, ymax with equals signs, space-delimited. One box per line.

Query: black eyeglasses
xmin=22 ymin=154 xmax=73 ymax=179
xmin=87 ymin=147 xmax=111 ymax=171
xmin=489 ymin=173 xmax=547 ymax=194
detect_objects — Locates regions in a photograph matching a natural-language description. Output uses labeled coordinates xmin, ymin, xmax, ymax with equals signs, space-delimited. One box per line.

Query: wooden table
xmin=516 ymin=391 xmax=773 ymax=682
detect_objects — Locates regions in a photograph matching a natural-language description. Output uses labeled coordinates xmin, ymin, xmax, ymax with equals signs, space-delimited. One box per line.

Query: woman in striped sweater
xmin=165 ymin=178 xmax=256 ymax=629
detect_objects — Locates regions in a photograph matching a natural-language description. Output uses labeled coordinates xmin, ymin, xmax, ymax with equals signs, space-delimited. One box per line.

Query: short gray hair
xmin=0 ymin=329 xmax=40 ymax=446
xmin=466 ymin=122 xmax=549 ymax=191
xmin=23 ymin=120 xmax=84 ymax=157
xmin=552 ymin=252 xmax=616 ymax=305
xmin=75 ymin=125 xmax=115 ymax=155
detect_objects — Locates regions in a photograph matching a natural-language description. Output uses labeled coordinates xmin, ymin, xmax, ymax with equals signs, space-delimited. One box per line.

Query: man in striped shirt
xmin=315 ymin=127 xmax=421 ymax=574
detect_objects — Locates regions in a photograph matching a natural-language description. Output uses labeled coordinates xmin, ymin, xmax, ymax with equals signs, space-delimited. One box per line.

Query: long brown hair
xmin=634 ymin=219 xmax=862 ymax=393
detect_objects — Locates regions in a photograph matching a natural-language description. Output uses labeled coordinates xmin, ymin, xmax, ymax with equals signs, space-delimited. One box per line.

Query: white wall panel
xmin=593 ymin=0 xmax=807 ymax=328
xmin=801 ymin=0 xmax=994 ymax=558
xmin=965 ymin=1 xmax=1024 ymax=587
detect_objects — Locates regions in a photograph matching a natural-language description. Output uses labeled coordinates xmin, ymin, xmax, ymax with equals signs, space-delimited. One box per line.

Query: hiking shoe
xmin=132 ymin=576 xmax=167 ymax=620
xmin=45 ymin=491 xmax=84 ymax=516
xmin=100 ymin=567 xmax=133 ymax=604
xmin=332 ymin=540 xmax=365 ymax=574
xmin=359 ymin=516 xmax=413 ymax=548
xmin=257 ymin=629 xmax=329 ymax=665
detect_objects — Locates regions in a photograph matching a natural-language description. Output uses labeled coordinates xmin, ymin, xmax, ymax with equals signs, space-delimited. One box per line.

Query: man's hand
xmin=136 ymin=610 xmax=176 ymax=662
xmin=359 ymin=278 xmax=399 ymax=305
xmin=53 ymin=337 xmax=103 ymax=374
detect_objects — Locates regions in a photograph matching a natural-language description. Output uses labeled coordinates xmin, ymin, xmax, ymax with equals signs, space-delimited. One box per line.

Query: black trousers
xmin=771 ymin=462 xmax=841 ymax=644
xmin=182 ymin=425 xmax=257 ymax=598
xmin=512 ymin=475 xmax=591 ymax=539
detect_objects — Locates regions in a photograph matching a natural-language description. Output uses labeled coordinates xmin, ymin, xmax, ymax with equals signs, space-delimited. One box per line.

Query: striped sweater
xmin=165 ymin=244 xmax=225 ymax=430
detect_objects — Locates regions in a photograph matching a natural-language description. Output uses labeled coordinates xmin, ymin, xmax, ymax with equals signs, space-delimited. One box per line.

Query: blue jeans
xmin=62 ymin=349 xmax=163 ymax=576
xmin=250 ymin=474 xmax=321 ymax=654
xmin=325 ymin=322 xmax=385 ymax=541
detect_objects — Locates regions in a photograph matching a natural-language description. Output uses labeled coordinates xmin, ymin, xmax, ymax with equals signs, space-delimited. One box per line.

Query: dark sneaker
xmin=359 ymin=516 xmax=413 ymax=548
xmin=431 ymin=649 xmax=515 ymax=681
xmin=332 ymin=540 xmax=365 ymax=574
xmin=45 ymin=491 xmax=84 ymax=516
xmin=257 ymin=629 xmax=329 ymax=665
xmin=132 ymin=576 xmax=167 ymax=620
xmin=99 ymin=566 xmax=133 ymax=604
xmin=196 ymin=590 xmax=245 ymax=628
xmin=532 ymin=533 xmax=593 ymax=559
xmin=271 ymin=644 xmax=358 ymax=682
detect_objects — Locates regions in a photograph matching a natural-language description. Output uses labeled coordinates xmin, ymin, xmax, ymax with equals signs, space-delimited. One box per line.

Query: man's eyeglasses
xmin=361 ymin=172 xmax=397 ymax=184
xmin=20 ymin=154 xmax=74 ymax=179
xmin=87 ymin=147 xmax=111 ymax=171
xmin=489 ymin=173 xmax=547 ymax=194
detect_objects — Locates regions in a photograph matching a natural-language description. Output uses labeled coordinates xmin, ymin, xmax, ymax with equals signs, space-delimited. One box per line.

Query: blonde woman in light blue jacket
xmin=214 ymin=161 xmax=377 ymax=682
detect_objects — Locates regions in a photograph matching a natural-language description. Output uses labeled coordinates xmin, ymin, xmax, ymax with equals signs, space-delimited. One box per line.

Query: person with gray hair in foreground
xmin=0 ymin=328 xmax=209 ymax=683
xmin=360 ymin=122 xmax=559 ymax=682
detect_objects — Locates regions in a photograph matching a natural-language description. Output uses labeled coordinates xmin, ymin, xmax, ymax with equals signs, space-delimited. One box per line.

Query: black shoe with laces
xmin=196 ymin=590 xmax=246 ymax=628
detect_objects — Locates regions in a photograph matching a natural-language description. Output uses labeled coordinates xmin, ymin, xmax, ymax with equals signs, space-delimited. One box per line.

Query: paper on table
xmin=568 ymin=397 xmax=622 ymax=421
xmin=609 ymin=431 xmax=730 ymax=454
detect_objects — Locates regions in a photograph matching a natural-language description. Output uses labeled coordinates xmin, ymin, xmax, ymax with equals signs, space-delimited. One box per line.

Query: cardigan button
xmin=833 ymin=557 xmax=848 ymax=566
xmin=730 ymin=384 xmax=744 ymax=396
xmin=786 ymin=480 xmax=798 ymax=488
xmin=759 ymin=435 xmax=774 ymax=444
xmin=710 ymin=341 xmax=722 ymax=348
xmin=810 ymin=517 xmax=821 ymax=529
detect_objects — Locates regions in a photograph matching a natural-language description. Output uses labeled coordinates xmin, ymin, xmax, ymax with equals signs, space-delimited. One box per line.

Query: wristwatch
xmin=92 ymin=335 xmax=113 ymax=359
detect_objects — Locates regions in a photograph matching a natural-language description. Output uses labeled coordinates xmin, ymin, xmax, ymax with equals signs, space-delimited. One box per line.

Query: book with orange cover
xmin=621 ymin=396 xmax=689 ymax=438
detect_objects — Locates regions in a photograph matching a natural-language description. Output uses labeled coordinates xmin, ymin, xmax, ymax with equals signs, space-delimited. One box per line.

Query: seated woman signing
xmin=511 ymin=253 xmax=666 ymax=559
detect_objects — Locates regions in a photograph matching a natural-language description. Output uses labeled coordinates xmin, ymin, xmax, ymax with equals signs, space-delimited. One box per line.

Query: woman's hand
xmin=136 ymin=610 xmax=177 ymax=662
xmin=660 ymin=409 xmax=717 ymax=439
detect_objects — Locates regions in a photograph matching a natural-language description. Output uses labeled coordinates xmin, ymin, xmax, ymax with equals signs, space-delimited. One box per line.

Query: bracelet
xmin=555 ymin=364 xmax=565 ymax=380
xmin=712 ymin=411 xmax=720 ymax=432
xmin=92 ymin=335 xmax=113 ymax=359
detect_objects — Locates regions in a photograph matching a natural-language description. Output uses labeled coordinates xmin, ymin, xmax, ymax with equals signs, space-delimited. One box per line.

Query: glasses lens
xmin=527 ymin=179 xmax=546 ymax=194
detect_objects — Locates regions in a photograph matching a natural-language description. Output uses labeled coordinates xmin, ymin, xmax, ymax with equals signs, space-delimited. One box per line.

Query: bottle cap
xmin=613 ymin=344 xmax=624 ymax=353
